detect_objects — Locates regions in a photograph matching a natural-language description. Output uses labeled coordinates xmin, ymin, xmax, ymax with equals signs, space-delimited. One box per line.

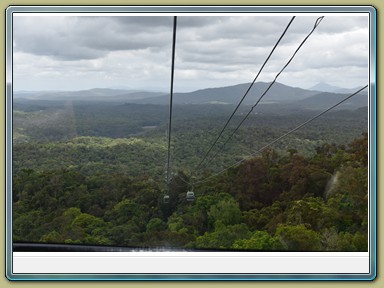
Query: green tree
xmin=193 ymin=221 xmax=250 ymax=249
xmin=285 ymin=197 xmax=334 ymax=231
xmin=146 ymin=218 xmax=166 ymax=233
xmin=327 ymin=166 xmax=368 ymax=233
xmin=233 ymin=230 xmax=282 ymax=250
xmin=70 ymin=212 xmax=110 ymax=244
xmin=275 ymin=224 xmax=322 ymax=251
xmin=208 ymin=198 xmax=242 ymax=226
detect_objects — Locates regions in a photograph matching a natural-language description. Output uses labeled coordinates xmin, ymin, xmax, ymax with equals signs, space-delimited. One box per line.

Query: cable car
xmin=163 ymin=195 xmax=170 ymax=203
xmin=186 ymin=191 xmax=195 ymax=202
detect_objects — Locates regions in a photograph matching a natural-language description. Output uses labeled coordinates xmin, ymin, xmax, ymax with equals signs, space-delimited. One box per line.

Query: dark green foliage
xmin=193 ymin=221 xmax=251 ymax=249
xmin=275 ymin=224 xmax=322 ymax=251
xmin=208 ymin=198 xmax=242 ymax=226
xmin=233 ymin=230 xmax=283 ymax=250
xmin=12 ymin=101 xmax=368 ymax=251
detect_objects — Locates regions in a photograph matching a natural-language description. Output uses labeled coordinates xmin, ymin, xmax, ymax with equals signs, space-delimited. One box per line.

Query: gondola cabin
xmin=186 ymin=191 xmax=195 ymax=202
xmin=163 ymin=195 xmax=170 ymax=203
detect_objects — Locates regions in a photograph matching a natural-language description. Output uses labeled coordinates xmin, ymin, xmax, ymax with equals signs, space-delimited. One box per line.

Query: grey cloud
xmin=175 ymin=16 xmax=326 ymax=68
xmin=14 ymin=15 xmax=366 ymax=61
xmin=13 ymin=16 xmax=173 ymax=61
xmin=178 ymin=44 xmax=271 ymax=68
xmin=12 ymin=14 xmax=370 ymax=91
xmin=113 ymin=16 xmax=173 ymax=27
xmin=178 ymin=16 xmax=296 ymax=45
xmin=115 ymin=15 xmax=221 ymax=28
xmin=315 ymin=16 xmax=368 ymax=34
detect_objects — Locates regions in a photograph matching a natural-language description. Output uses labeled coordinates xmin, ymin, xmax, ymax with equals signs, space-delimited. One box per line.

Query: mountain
xmin=310 ymin=82 xmax=364 ymax=94
xmin=294 ymin=91 xmax=368 ymax=110
xmin=134 ymin=82 xmax=319 ymax=105
xmin=13 ymin=82 xmax=368 ymax=111
xmin=310 ymin=82 xmax=343 ymax=93
xmin=13 ymin=88 xmax=164 ymax=101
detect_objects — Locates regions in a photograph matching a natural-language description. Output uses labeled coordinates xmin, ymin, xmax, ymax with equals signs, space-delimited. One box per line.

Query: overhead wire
xmin=192 ymin=84 xmax=368 ymax=186
xmin=193 ymin=16 xmax=296 ymax=174
xmin=166 ymin=16 xmax=177 ymax=186
xmin=198 ymin=16 xmax=325 ymax=171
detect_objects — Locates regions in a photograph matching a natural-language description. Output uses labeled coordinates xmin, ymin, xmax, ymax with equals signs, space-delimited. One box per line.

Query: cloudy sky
xmin=12 ymin=13 xmax=369 ymax=92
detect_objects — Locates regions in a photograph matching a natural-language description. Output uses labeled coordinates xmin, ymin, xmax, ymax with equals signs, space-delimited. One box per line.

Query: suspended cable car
xmin=163 ymin=195 xmax=170 ymax=203
xmin=186 ymin=191 xmax=195 ymax=202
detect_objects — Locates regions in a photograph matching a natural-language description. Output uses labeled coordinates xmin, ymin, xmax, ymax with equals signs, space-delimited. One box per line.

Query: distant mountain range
xmin=13 ymin=88 xmax=164 ymax=102
xmin=13 ymin=81 xmax=368 ymax=110
xmin=133 ymin=82 xmax=319 ymax=105
xmin=309 ymin=82 xmax=364 ymax=94
xmin=294 ymin=91 xmax=368 ymax=110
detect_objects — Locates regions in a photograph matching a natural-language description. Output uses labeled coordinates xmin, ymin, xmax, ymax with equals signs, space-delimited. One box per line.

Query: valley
xmin=12 ymin=82 xmax=369 ymax=251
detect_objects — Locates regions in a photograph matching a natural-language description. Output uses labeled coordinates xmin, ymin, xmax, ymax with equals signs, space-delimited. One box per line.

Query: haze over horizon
xmin=11 ymin=81 xmax=364 ymax=95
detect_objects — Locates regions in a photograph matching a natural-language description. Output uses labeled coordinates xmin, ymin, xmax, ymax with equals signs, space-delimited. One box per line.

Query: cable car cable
xmin=166 ymin=16 xmax=177 ymax=186
xmin=163 ymin=16 xmax=177 ymax=203
xmin=193 ymin=16 xmax=296 ymax=174
xmin=192 ymin=84 xmax=368 ymax=185
xmin=199 ymin=16 xmax=325 ymax=171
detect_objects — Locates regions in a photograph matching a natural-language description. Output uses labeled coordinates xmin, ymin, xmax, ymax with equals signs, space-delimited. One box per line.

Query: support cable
xmin=192 ymin=84 xmax=368 ymax=186
xmin=193 ymin=16 xmax=296 ymax=174
xmin=200 ymin=16 xmax=324 ymax=171
xmin=166 ymin=16 xmax=177 ymax=186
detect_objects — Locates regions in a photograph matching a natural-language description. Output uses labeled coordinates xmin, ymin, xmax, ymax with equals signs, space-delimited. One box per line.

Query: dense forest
xmin=12 ymin=100 xmax=369 ymax=251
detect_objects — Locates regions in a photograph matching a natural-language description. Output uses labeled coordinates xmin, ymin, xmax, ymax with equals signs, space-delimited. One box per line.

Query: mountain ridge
xmin=309 ymin=82 xmax=364 ymax=94
xmin=13 ymin=81 xmax=368 ymax=110
xmin=133 ymin=82 xmax=320 ymax=105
